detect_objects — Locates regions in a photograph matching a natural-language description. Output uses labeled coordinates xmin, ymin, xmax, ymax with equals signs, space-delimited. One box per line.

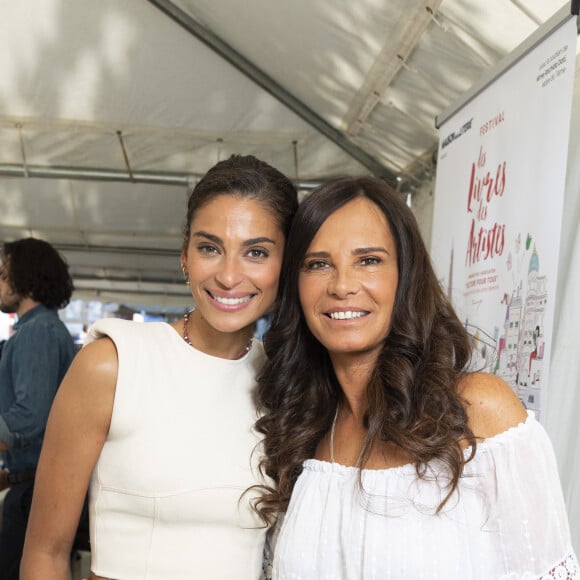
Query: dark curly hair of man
xmin=2 ymin=238 xmax=73 ymax=309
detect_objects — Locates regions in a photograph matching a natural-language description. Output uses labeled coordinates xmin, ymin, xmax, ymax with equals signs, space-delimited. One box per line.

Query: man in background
xmin=0 ymin=238 xmax=76 ymax=579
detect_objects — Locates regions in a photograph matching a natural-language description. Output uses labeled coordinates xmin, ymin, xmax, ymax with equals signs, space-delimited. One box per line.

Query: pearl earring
xmin=181 ymin=265 xmax=190 ymax=286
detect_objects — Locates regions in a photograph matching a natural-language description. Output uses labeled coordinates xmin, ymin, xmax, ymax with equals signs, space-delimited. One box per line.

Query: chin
xmin=327 ymin=342 xmax=383 ymax=358
xmin=211 ymin=317 xmax=257 ymax=335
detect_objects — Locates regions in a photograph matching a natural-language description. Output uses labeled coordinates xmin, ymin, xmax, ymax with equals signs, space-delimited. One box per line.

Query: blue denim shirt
xmin=0 ymin=304 xmax=77 ymax=471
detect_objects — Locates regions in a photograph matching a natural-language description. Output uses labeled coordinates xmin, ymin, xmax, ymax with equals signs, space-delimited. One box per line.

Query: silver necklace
xmin=182 ymin=310 xmax=253 ymax=359
xmin=329 ymin=406 xmax=365 ymax=466
xmin=329 ymin=408 xmax=339 ymax=463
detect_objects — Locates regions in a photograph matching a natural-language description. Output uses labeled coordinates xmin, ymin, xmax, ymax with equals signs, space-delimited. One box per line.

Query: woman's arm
xmin=20 ymin=337 xmax=118 ymax=580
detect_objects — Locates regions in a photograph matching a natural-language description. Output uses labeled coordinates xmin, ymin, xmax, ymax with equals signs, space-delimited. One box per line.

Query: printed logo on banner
xmin=441 ymin=118 xmax=473 ymax=149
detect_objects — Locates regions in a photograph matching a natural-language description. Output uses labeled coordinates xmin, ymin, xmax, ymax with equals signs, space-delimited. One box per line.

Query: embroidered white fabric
xmin=272 ymin=411 xmax=579 ymax=579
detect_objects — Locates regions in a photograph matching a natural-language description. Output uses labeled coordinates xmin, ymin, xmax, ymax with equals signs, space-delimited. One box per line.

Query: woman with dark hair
xmin=21 ymin=155 xmax=298 ymax=580
xmin=257 ymin=177 xmax=577 ymax=579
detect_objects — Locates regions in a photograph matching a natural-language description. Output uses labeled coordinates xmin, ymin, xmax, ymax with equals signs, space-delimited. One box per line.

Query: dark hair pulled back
xmin=183 ymin=154 xmax=298 ymax=246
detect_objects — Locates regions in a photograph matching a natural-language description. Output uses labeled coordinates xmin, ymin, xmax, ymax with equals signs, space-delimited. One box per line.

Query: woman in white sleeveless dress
xmin=256 ymin=177 xmax=578 ymax=579
xmin=21 ymin=155 xmax=298 ymax=580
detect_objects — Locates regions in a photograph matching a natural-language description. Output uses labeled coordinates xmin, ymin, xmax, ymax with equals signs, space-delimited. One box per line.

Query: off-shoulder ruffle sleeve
xmin=272 ymin=411 xmax=578 ymax=579
xmin=461 ymin=411 xmax=578 ymax=578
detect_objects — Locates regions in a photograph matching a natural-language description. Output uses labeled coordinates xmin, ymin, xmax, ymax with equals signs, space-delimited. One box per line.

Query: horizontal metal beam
xmin=74 ymin=276 xmax=188 ymax=295
xmin=71 ymin=285 xmax=192 ymax=313
xmin=73 ymin=272 xmax=183 ymax=286
xmin=0 ymin=163 xmax=323 ymax=190
xmin=146 ymin=0 xmax=397 ymax=184
xmin=54 ymin=242 xmax=180 ymax=258
xmin=0 ymin=221 xmax=182 ymax=242
xmin=0 ymin=163 xmax=190 ymax=185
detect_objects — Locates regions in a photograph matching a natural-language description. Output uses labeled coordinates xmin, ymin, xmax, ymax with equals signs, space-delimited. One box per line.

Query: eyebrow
xmin=191 ymin=231 xmax=277 ymax=246
xmin=353 ymin=246 xmax=391 ymax=256
xmin=304 ymin=246 xmax=391 ymax=259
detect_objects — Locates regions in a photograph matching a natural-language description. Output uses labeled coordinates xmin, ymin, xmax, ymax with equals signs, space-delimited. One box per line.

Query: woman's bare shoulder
xmin=76 ymin=336 xmax=118 ymax=373
xmin=58 ymin=337 xmax=119 ymax=414
xmin=458 ymin=372 xmax=528 ymax=440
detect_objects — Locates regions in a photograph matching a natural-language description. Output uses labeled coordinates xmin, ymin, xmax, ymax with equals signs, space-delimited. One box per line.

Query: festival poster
xmin=430 ymin=17 xmax=577 ymax=421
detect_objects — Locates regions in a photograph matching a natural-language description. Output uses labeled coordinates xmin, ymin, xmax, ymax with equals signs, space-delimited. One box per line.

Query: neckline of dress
xmin=163 ymin=321 xmax=255 ymax=363
xmin=182 ymin=310 xmax=253 ymax=360
xmin=326 ymin=408 xmax=535 ymax=472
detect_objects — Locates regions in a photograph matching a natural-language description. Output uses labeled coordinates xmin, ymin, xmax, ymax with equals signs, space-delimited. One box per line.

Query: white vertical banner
xmin=430 ymin=17 xmax=577 ymax=421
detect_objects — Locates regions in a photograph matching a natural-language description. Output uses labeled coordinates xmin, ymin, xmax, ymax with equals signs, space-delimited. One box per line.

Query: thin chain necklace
xmin=329 ymin=406 xmax=365 ymax=466
xmin=182 ymin=310 xmax=253 ymax=360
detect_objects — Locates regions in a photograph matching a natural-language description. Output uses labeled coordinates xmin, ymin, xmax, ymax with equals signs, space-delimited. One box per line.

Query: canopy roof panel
xmin=0 ymin=0 xmax=574 ymax=312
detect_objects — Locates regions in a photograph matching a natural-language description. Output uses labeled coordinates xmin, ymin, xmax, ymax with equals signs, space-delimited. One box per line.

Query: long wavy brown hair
xmin=255 ymin=176 xmax=476 ymax=524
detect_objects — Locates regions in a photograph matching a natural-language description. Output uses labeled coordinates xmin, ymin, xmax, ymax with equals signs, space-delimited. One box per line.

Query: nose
xmin=215 ymin=255 xmax=243 ymax=288
xmin=327 ymin=266 xmax=359 ymax=298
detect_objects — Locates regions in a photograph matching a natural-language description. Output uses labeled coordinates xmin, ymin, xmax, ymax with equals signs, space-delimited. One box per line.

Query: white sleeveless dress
xmin=86 ymin=318 xmax=268 ymax=580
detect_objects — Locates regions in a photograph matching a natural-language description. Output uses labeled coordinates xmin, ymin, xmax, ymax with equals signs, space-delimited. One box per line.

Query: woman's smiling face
xmin=182 ymin=194 xmax=285 ymax=336
xmin=298 ymin=196 xmax=399 ymax=361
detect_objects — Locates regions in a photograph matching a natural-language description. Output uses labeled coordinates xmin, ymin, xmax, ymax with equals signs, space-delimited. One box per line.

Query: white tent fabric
xmin=0 ymin=0 xmax=572 ymax=311
xmin=546 ymin=46 xmax=580 ymax=554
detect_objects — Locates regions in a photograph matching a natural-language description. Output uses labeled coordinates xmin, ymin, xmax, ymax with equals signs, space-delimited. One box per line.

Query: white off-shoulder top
xmin=272 ymin=412 xmax=578 ymax=579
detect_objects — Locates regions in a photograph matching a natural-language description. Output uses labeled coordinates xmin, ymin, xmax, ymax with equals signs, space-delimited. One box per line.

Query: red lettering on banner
xmin=466 ymin=219 xmax=506 ymax=267
xmin=465 ymin=146 xmax=507 ymax=267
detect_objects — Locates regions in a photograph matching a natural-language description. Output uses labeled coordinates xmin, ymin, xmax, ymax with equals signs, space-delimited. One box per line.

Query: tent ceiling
xmin=0 ymin=0 xmax=575 ymax=312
